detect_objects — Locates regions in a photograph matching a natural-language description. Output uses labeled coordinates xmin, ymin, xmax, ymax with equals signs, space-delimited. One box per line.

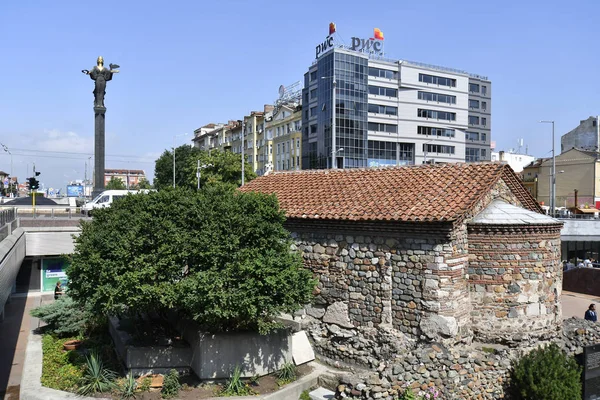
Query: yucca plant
xmin=276 ymin=362 xmax=297 ymax=385
xmin=77 ymin=350 xmax=117 ymax=395
xmin=119 ymin=372 xmax=137 ymax=399
xmin=221 ymin=365 xmax=252 ymax=396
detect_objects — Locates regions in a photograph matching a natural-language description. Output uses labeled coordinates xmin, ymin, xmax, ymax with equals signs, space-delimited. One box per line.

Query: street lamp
xmin=539 ymin=120 xmax=555 ymax=216
xmin=322 ymin=76 xmax=337 ymax=169
xmin=173 ymin=133 xmax=188 ymax=188
xmin=1 ymin=143 xmax=12 ymax=195
xmin=196 ymin=161 xmax=214 ymax=190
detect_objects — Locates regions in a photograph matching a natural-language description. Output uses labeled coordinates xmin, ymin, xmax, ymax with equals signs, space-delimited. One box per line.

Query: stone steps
xmin=309 ymin=387 xmax=335 ymax=400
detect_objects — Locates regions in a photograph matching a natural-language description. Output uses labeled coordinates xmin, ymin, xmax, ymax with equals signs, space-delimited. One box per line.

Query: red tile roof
xmin=240 ymin=163 xmax=541 ymax=222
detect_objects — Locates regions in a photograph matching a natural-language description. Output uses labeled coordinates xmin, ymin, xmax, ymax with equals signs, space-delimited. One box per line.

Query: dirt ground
xmin=106 ymin=364 xmax=313 ymax=399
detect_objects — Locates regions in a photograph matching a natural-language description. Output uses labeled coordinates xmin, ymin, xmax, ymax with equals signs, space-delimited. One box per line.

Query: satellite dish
xmin=278 ymin=85 xmax=285 ymax=98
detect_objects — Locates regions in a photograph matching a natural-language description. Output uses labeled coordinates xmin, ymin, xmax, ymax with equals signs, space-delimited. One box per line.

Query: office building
xmin=302 ymin=29 xmax=491 ymax=169
xmin=104 ymin=169 xmax=146 ymax=188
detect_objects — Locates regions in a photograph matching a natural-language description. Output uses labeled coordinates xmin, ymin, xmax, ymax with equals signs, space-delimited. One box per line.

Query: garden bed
xmin=39 ymin=333 xmax=313 ymax=399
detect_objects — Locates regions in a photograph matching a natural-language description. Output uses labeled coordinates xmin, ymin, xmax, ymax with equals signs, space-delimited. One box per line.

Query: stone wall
xmin=288 ymin=220 xmax=471 ymax=345
xmin=467 ymin=224 xmax=563 ymax=343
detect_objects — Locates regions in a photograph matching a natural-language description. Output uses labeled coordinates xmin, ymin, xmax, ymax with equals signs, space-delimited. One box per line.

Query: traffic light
xmin=27 ymin=177 xmax=39 ymax=191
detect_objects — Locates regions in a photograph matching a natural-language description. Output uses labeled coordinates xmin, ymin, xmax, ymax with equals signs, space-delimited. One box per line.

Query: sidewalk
xmin=562 ymin=290 xmax=600 ymax=320
xmin=0 ymin=293 xmax=45 ymax=400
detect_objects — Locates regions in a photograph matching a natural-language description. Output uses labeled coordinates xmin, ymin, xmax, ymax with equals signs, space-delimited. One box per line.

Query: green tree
xmin=105 ymin=177 xmax=126 ymax=190
xmin=66 ymin=185 xmax=316 ymax=333
xmin=131 ymin=178 xmax=152 ymax=190
xmin=153 ymin=146 xmax=256 ymax=190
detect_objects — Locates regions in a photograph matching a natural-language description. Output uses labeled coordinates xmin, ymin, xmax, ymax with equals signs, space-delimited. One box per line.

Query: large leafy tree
xmin=66 ymin=185 xmax=315 ymax=333
xmin=105 ymin=177 xmax=126 ymax=190
xmin=153 ymin=146 xmax=256 ymax=190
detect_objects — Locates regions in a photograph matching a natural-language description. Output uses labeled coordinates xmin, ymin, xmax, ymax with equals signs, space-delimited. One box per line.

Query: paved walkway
xmin=0 ymin=293 xmax=46 ymax=400
xmin=562 ymin=290 xmax=600 ymax=319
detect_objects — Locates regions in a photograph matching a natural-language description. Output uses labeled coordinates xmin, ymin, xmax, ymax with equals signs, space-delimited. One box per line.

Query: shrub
xmin=509 ymin=342 xmax=582 ymax=400
xmin=138 ymin=376 xmax=152 ymax=392
xmin=40 ymin=335 xmax=83 ymax=391
xmin=67 ymin=186 xmax=317 ymax=334
xmin=276 ymin=362 xmax=297 ymax=385
xmin=31 ymin=295 xmax=89 ymax=337
xmin=161 ymin=369 xmax=181 ymax=399
xmin=221 ymin=365 xmax=253 ymax=396
xmin=77 ymin=350 xmax=117 ymax=395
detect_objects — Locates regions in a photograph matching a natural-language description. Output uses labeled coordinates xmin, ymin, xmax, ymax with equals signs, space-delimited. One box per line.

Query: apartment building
xmin=267 ymin=104 xmax=302 ymax=171
xmin=302 ymin=31 xmax=491 ymax=169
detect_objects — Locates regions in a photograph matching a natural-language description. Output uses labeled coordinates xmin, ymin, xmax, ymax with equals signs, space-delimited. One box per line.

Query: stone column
xmin=93 ymin=106 xmax=106 ymax=198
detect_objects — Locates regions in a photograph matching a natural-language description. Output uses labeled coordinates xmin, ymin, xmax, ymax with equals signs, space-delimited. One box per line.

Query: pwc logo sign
xmin=315 ymin=22 xmax=336 ymax=59
xmin=350 ymin=28 xmax=385 ymax=56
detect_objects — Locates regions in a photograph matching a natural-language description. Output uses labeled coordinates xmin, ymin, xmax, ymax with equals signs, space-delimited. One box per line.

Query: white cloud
xmin=34 ymin=129 xmax=94 ymax=154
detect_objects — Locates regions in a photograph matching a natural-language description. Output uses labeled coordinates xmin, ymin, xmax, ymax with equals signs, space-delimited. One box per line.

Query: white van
xmin=81 ymin=190 xmax=146 ymax=216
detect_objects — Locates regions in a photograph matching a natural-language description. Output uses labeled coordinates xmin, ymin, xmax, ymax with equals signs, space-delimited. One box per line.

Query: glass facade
xmin=302 ymin=50 xmax=369 ymax=169
xmin=368 ymin=140 xmax=415 ymax=166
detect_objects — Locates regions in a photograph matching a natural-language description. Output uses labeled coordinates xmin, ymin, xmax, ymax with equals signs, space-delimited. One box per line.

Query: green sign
xmin=42 ymin=258 xmax=69 ymax=292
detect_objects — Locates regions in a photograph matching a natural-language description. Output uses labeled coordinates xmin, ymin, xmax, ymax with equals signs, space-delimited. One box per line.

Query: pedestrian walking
xmin=585 ymin=304 xmax=597 ymax=322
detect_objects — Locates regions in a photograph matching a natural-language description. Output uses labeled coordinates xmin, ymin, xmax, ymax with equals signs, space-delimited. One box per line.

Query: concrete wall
xmin=0 ymin=227 xmax=26 ymax=320
xmin=24 ymin=228 xmax=79 ymax=257
xmin=175 ymin=319 xmax=292 ymax=379
xmin=109 ymin=316 xmax=192 ymax=376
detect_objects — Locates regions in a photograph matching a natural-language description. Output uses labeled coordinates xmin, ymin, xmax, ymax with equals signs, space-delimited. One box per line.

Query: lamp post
xmin=539 ymin=120 xmax=555 ymax=216
xmin=241 ymin=120 xmax=245 ymax=186
xmin=1 ymin=143 xmax=12 ymax=195
xmin=197 ymin=161 xmax=213 ymax=190
xmin=173 ymin=133 xmax=188 ymax=188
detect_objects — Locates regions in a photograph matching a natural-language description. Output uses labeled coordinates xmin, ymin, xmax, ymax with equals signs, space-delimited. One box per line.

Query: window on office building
xmin=369 ymin=85 xmax=398 ymax=97
xmin=482 ymin=86 xmax=487 ymax=96
xmin=310 ymin=106 xmax=317 ymax=117
xmin=418 ymin=91 xmax=456 ymax=104
xmin=481 ymin=133 xmax=487 ymax=142
xmin=423 ymin=144 xmax=455 ymax=154
xmin=368 ymin=104 xmax=398 ymax=116
xmin=469 ymin=100 xmax=480 ymax=109
xmin=368 ymin=67 xmax=398 ymax=79
xmin=310 ymin=88 xmax=317 ymax=99
xmin=419 ymin=73 xmax=456 ymax=87
xmin=482 ymin=101 xmax=487 ymax=110
xmin=481 ymin=149 xmax=487 ymax=158
xmin=310 ymin=124 xmax=317 ymax=134
xmin=418 ymin=126 xmax=455 ymax=137
xmin=469 ymin=83 xmax=480 ymax=93
xmin=310 ymin=71 xmax=317 ymax=81
xmin=469 ymin=116 xmax=479 ymax=125
xmin=466 ymin=131 xmax=479 ymax=141
xmin=465 ymin=148 xmax=480 ymax=162
xmin=482 ymin=117 xmax=487 ymax=126
xmin=417 ymin=109 xmax=456 ymax=121
xmin=368 ymin=122 xmax=398 ymax=133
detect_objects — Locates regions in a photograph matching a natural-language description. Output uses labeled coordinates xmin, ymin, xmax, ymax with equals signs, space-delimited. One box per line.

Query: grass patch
xmin=41 ymin=335 xmax=85 ymax=391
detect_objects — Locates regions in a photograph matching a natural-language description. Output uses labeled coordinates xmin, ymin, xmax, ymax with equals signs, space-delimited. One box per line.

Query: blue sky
xmin=1 ymin=0 xmax=599 ymax=190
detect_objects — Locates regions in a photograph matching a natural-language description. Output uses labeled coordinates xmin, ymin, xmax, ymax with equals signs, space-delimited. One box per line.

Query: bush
xmin=118 ymin=372 xmax=137 ymax=399
xmin=161 ymin=369 xmax=181 ymax=399
xmin=67 ymin=186 xmax=316 ymax=333
xmin=30 ymin=295 xmax=89 ymax=337
xmin=509 ymin=342 xmax=582 ymax=400
xmin=40 ymin=335 xmax=84 ymax=391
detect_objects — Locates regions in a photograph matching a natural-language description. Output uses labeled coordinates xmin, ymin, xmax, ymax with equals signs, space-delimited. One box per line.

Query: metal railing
xmin=0 ymin=208 xmax=16 ymax=226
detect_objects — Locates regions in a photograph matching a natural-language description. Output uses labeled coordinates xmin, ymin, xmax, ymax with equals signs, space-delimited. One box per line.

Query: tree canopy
xmin=66 ymin=185 xmax=315 ymax=333
xmin=105 ymin=177 xmax=126 ymax=190
xmin=153 ymin=146 xmax=256 ymax=190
